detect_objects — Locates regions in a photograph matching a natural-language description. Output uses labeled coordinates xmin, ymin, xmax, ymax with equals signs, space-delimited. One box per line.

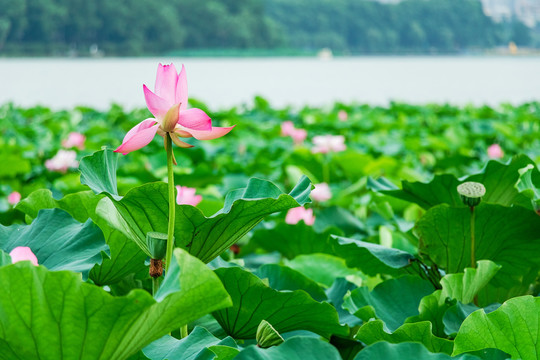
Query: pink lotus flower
xmin=45 ymin=150 xmax=78 ymax=173
xmin=281 ymin=121 xmax=307 ymax=145
xmin=285 ymin=207 xmax=315 ymax=226
xmin=281 ymin=121 xmax=296 ymax=136
xmin=9 ymin=246 xmax=38 ymax=266
xmin=312 ymin=135 xmax=346 ymax=154
xmin=338 ymin=110 xmax=348 ymax=122
xmin=291 ymin=129 xmax=307 ymax=145
xmin=62 ymin=132 xmax=86 ymax=150
xmin=311 ymin=183 xmax=332 ymax=202
xmin=176 ymin=186 xmax=202 ymax=206
xmin=487 ymin=144 xmax=504 ymax=159
xmin=7 ymin=191 xmax=21 ymax=205
xmin=115 ymin=63 xmax=234 ymax=155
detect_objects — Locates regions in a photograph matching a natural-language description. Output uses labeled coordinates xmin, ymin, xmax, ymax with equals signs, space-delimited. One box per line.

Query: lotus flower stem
xmin=152 ymin=277 xmax=160 ymax=296
xmin=165 ymin=133 xmax=176 ymax=272
xmin=470 ymin=206 xmax=476 ymax=269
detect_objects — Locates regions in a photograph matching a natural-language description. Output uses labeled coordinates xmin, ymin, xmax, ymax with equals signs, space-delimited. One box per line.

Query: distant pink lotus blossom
xmin=45 ymin=150 xmax=78 ymax=173
xmin=285 ymin=207 xmax=315 ymax=226
xmin=281 ymin=121 xmax=307 ymax=145
xmin=176 ymin=186 xmax=202 ymax=206
xmin=311 ymin=135 xmax=346 ymax=154
xmin=9 ymin=246 xmax=38 ymax=266
xmin=311 ymin=183 xmax=332 ymax=202
xmin=487 ymin=144 xmax=504 ymax=159
xmin=338 ymin=110 xmax=348 ymax=121
xmin=281 ymin=121 xmax=296 ymax=136
xmin=290 ymin=129 xmax=307 ymax=145
xmin=115 ymin=63 xmax=234 ymax=155
xmin=62 ymin=132 xmax=86 ymax=150
xmin=7 ymin=191 xmax=21 ymax=205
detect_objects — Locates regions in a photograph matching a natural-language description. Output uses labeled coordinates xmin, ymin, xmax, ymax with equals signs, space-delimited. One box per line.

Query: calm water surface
xmin=1 ymin=56 xmax=539 ymax=110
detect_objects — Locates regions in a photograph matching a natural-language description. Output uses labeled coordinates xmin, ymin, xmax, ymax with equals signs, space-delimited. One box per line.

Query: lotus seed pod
xmin=256 ymin=320 xmax=284 ymax=348
xmin=457 ymin=182 xmax=486 ymax=208
xmin=147 ymin=231 xmax=168 ymax=260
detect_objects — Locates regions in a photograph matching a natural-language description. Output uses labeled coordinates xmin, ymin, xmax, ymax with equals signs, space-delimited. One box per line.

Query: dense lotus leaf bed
xmin=1 ymin=99 xmax=540 ymax=359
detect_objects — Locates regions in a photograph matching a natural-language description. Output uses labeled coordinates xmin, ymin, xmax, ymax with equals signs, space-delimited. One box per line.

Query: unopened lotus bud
xmin=457 ymin=182 xmax=486 ymax=208
xmin=256 ymin=320 xmax=284 ymax=348
xmin=147 ymin=232 xmax=168 ymax=260
xmin=161 ymin=103 xmax=181 ymax=132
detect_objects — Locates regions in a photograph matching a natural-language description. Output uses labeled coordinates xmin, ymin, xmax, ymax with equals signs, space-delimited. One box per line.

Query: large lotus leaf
xmin=0 ymin=249 xmax=10 ymax=266
xmin=286 ymin=253 xmax=365 ymax=287
xmin=439 ymin=260 xmax=501 ymax=304
xmin=15 ymin=189 xmax=147 ymax=285
xmin=516 ymin=164 xmax=540 ymax=210
xmin=407 ymin=261 xmax=501 ymax=337
xmin=443 ymin=302 xmax=500 ymax=337
xmin=354 ymin=342 xmax=481 ymax=360
xmin=355 ymin=320 xmax=454 ymax=355
xmin=255 ymin=263 xmax=327 ymax=301
xmin=90 ymin=230 xmax=148 ymax=285
xmin=369 ymin=174 xmax=461 ymax=209
xmin=250 ymin=222 xmax=413 ymax=276
xmin=332 ymin=236 xmax=414 ymax=276
xmin=415 ymin=203 xmax=540 ymax=304
xmin=142 ymin=326 xmax=236 ymax=360
xmin=212 ymin=266 xmax=348 ymax=339
xmin=453 ymin=295 xmax=540 ymax=360
xmin=371 ymin=155 xmax=538 ymax=210
xmin=79 ymin=148 xmax=121 ymax=200
xmin=233 ymin=337 xmax=342 ymax=360
xmin=205 ymin=345 xmax=240 ymax=360
xmin=16 ymin=189 xmax=105 ymax=226
xmin=0 ymin=208 xmax=108 ymax=280
xmin=250 ymin=222 xmax=339 ymax=259
xmin=313 ymin=206 xmax=367 ymax=235
xmin=407 ymin=291 xmax=454 ymax=338
xmin=326 ymin=278 xmax=362 ymax=327
xmin=83 ymin=150 xmax=312 ymax=261
xmin=0 ymin=248 xmax=231 ymax=360
xmin=343 ymin=275 xmax=434 ymax=332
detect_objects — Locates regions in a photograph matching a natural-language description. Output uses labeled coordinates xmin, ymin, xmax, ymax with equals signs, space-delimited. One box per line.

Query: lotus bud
xmin=256 ymin=320 xmax=284 ymax=348
xmin=457 ymin=182 xmax=486 ymax=208
xmin=147 ymin=232 xmax=168 ymax=260
xmin=161 ymin=103 xmax=181 ymax=133
xmin=147 ymin=232 xmax=169 ymax=278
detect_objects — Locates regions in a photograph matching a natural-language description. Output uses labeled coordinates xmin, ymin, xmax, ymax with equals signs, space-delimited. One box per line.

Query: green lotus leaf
xmin=79 ymin=147 xmax=121 ymax=200
xmin=408 ymin=261 xmax=501 ymax=337
xmin=354 ymin=342 xmax=482 ymax=360
xmin=286 ymin=253 xmax=364 ymax=287
xmin=0 ymin=208 xmax=108 ymax=280
xmin=454 ymin=295 xmax=540 ymax=360
xmin=212 ymin=266 xmax=348 ymax=339
xmin=416 ymin=204 xmax=540 ymax=304
xmin=255 ymin=263 xmax=327 ymax=301
xmin=250 ymin=222 xmax=413 ymax=276
xmin=0 ymin=248 xmax=231 ymax=360
xmin=82 ymin=150 xmax=312 ymax=262
xmin=343 ymin=275 xmax=434 ymax=332
xmin=355 ymin=320 xmax=453 ymax=355
xmin=233 ymin=337 xmax=342 ymax=360
xmin=15 ymin=188 xmax=147 ymax=285
xmin=142 ymin=326 xmax=236 ymax=360
xmin=372 ymin=155 xmax=538 ymax=210
xmin=0 ymin=249 xmax=11 ymax=266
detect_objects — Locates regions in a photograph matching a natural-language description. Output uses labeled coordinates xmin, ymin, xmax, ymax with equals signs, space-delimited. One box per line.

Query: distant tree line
xmin=0 ymin=0 xmax=535 ymax=55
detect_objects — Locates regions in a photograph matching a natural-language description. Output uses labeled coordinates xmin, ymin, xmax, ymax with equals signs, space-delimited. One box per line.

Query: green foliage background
xmin=0 ymin=0 xmax=535 ymax=56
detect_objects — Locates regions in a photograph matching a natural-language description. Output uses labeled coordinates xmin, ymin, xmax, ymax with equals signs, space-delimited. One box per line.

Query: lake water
xmin=1 ymin=56 xmax=539 ymax=110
